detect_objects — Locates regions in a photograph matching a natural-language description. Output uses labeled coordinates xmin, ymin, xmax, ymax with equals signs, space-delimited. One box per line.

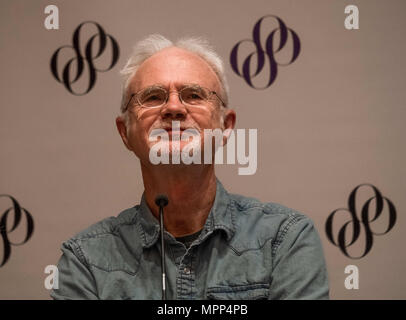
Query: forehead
xmin=130 ymin=47 xmax=221 ymax=91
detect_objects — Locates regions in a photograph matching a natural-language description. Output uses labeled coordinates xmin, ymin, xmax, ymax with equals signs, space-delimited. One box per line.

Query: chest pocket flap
xmin=207 ymin=283 xmax=269 ymax=300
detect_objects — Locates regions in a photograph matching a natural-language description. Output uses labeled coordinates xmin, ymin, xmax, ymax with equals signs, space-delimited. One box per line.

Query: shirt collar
xmin=137 ymin=179 xmax=236 ymax=248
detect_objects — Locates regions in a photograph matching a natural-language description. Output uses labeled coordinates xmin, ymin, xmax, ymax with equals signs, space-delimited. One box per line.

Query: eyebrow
xmin=138 ymin=83 xmax=203 ymax=92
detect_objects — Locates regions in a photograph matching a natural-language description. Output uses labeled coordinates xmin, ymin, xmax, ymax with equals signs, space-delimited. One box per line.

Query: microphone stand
xmin=155 ymin=195 xmax=169 ymax=300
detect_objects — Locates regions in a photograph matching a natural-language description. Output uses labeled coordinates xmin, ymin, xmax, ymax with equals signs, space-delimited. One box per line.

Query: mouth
xmin=164 ymin=127 xmax=201 ymax=141
xmin=149 ymin=123 xmax=201 ymax=140
xmin=163 ymin=126 xmax=194 ymax=133
xmin=165 ymin=128 xmax=185 ymax=132
xmin=165 ymin=128 xmax=185 ymax=139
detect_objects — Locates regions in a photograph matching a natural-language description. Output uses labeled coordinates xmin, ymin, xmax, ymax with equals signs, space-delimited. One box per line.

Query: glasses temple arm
xmin=124 ymin=94 xmax=135 ymax=112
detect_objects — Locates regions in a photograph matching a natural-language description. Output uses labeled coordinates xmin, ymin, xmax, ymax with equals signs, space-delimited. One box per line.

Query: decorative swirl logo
xmin=50 ymin=21 xmax=119 ymax=95
xmin=230 ymin=15 xmax=301 ymax=89
xmin=325 ymin=184 xmax=397 ymax=259
xmin=0 ymin=195 xmax=34 ymax=267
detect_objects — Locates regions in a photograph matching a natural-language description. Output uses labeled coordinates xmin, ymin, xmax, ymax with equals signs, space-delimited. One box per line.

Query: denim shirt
xmin=51 ymin=180 xmax=329 ymax=300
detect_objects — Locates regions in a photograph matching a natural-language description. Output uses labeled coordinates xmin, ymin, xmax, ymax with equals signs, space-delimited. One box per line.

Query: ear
xmin=115 ymin=116 xmax=132 ymax=151
xmin=221 ymin=108 xmax=236 ymax=146
xmin=222 ymin=108 xmax=236 ymax=131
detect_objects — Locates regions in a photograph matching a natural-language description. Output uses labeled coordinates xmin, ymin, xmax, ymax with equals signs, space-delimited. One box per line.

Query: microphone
xmin=155 ymin=194 xmax=169 ymax=300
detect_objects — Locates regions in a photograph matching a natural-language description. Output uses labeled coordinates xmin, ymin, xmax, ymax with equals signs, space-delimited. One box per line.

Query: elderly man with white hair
xmin=51 ymin=35 xmax=329 ymax=300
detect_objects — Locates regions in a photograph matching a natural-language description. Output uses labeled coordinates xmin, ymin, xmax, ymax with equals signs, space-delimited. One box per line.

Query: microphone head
xmin=155 ymin=194 xmax=169 ymax=207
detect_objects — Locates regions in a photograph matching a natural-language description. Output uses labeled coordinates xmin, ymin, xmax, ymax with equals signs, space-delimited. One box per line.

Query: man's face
xmin=117 ymin=47 xmax=232 ymax=166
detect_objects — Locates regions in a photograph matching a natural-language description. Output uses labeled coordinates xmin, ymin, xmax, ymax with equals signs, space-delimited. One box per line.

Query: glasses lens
xmin=138 ymin=87 xmax=167 ymax=108
xmin=180 ymin=86 xmax=209 ymax=106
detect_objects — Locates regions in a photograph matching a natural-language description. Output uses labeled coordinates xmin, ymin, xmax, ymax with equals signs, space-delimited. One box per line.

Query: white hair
xmin=119 ymin=34 xmax=229 ymax=116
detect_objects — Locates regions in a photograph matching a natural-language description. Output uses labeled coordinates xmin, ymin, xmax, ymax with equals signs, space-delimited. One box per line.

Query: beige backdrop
xmin=0 ymin=0 xmax=405 ymax=299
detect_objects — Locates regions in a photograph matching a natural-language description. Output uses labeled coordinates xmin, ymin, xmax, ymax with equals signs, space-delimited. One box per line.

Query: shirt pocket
xmin=206 ymin=283 xmax=269 ymax=300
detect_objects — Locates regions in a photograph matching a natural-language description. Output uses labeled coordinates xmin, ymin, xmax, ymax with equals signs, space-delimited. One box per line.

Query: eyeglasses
xmin=124 ymin=84 xmax=225 ymax=112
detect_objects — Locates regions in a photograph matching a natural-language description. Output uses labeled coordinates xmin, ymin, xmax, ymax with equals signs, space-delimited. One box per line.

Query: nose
xmin=160 ymin=91 xmax=187 ymax=120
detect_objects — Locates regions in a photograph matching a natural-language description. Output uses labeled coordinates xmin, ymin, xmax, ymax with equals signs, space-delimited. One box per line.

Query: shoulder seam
xmin=271 ymin=214 xmax=306 ymax=258
xmin=71 ymin=209 xmax=139 ymax=240
xmin=67 ymin=238 xmax=90 ymax=267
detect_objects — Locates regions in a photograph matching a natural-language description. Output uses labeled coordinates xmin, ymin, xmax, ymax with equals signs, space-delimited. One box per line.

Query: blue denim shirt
xmin=51 ymin=180 xmax=329 ymax=300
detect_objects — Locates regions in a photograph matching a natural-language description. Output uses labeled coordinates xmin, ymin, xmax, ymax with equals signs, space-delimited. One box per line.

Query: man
xmin=51 ymin=34 xmax=329 ymax=300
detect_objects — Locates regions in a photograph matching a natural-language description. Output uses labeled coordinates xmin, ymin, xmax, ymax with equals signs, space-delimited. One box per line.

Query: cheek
xmin=126 ymin=125 xmax=143 ymax=154
xmin=126 ymin=116 xmax=155 ymax=151
xmin=192 ymin=109 xmax=222 ymax=130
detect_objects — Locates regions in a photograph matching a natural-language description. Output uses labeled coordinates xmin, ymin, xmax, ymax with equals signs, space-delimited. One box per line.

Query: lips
xmin=163 ymin=127 xmax=189 ymax=133
xmin=165 ymin=129 xmax=185 ymax=137
xmin=166 ymin=128 xmax=185 ymax=132
xmin=164 ymin=127 xmax=201 ymax=140
xmin=149 ymin=123 xmax=201 ymax=138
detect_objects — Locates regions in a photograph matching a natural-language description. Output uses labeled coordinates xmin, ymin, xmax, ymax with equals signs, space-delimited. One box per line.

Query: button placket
xmin=176 ymin=249 xmax=196 ymax=299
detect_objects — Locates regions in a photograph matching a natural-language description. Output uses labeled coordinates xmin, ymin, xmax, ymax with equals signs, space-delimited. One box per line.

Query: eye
xmin=190 ymin=93 xmax=202 ymax=99
xmin=139 ymin=88 xmax=166 ymax=107
xmin=145 ymin=94 xmax=161 ymax=101
xmin=185 ymin=93 xmax=202 ymax=101
xmin=181 ymin=88 xmax=207 ymax=104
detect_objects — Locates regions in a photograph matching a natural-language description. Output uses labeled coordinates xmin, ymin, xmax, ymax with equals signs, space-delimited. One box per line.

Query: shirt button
xmin=184 ymin=267 xmax=191 ymax=274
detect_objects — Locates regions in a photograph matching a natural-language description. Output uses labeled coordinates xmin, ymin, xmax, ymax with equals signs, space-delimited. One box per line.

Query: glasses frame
xmin=124 ymin=84 xmax=226 ymax=112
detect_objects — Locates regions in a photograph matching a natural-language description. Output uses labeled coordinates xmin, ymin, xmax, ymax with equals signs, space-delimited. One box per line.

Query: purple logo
xmin=230 ymin=15 xmax=301 ymax=89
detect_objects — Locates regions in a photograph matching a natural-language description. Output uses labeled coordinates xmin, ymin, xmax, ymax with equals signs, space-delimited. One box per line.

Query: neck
xmin=141 ymin=164 xmax=217 ymax=237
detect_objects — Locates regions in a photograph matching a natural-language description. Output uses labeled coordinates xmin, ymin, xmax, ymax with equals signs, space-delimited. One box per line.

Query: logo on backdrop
xmin=50 ymin=21 xmax=119 ymax=95
xmin=0 ymin=195 xmax=34 ymax=267
xmin=325 ymin=184 xmax=397 ymax=259
xmin=230 ymin=15 xmax=301 ymax=89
